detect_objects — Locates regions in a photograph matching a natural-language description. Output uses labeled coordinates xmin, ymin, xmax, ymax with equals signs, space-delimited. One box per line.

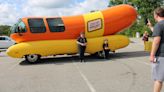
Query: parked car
xmin=0 ymin=36 xmax=15 ymax=49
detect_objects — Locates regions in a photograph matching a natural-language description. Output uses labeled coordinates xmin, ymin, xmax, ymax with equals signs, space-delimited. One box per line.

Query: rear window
xmin=28 ymin=19 xmax=46 ymax=33
xmin=46 ymin=18 xmax=65 ymax=32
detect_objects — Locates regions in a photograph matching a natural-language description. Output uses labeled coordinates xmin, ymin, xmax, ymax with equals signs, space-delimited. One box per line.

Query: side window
xmin=17 ymin=21 xmax=26 ymax=33
xmin=28 ymin=19 xmax=46 ymax=33
xmin=0 ymin=37 xmax=5 ymax=40
xmin=46 ymin=18 xmax=65 ymax=32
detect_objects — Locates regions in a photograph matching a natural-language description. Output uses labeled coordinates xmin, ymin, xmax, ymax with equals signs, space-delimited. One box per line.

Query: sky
xmin=0 ymin=0 xmax=109 ymax=25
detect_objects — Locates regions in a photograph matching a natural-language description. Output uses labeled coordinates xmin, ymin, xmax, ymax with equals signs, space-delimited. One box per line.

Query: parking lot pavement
xmin=0 ymin=38 xmax=163 ymax=92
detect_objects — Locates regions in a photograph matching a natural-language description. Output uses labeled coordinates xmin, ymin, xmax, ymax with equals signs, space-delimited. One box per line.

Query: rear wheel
xmin=25 ymin=54 xmax=41 ymax=63
xmin=91 ymin=51 xmax=104 ymax=58
xmin=97 ymin=51 xmax=105 ymax=58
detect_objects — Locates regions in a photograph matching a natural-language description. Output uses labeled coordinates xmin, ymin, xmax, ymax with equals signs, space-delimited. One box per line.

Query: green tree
xmin=0 ymin=25 xmax=11 ymax=36
xmin=109 ymin=0 xmax=163 ymax=37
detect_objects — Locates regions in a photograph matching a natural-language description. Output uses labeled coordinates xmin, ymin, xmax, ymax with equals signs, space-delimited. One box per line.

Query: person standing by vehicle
xmin=142 ymin=31 xmax=149 ymax=50
xmin=103 ymin=38 xmax=110 ymax=59
xmin=142 ymin=31 xmax=149 ymax=42
xmin=147 ymin=7 xmax=164 ymax=92
xmin=77 ymin=32 xmax=87 ymax=62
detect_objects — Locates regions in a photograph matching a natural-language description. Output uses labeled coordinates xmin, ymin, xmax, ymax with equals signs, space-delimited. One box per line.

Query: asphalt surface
xmin=0 ymin=38 xmax=163 ymax=92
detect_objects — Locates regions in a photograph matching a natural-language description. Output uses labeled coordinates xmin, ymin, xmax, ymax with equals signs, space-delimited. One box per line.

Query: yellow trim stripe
xmin=83 ymin=11 xmax=104 ymax=38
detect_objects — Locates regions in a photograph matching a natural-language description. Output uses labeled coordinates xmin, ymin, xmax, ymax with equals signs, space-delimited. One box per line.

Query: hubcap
xmin=26 ymin=54 xmax=39 ymax=63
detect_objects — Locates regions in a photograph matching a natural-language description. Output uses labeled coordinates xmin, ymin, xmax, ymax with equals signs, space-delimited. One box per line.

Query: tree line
xmin=0 ymin=25 xmax=11 ymax=36
xmin=109 ymin=0 xmax=164 ymax=37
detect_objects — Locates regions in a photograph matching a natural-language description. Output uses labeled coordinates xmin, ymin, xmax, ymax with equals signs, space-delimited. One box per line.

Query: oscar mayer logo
xmin=87 ymin=18 xmax=102 ymax=32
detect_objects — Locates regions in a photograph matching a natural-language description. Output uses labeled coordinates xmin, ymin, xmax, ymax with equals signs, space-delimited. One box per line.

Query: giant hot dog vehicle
xmin=7 ymin=4 xmax=137 ymax=63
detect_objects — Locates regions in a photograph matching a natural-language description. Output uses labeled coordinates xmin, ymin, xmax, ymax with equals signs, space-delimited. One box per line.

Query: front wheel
xmin=25 ymin=54 xmax=41 ymax=63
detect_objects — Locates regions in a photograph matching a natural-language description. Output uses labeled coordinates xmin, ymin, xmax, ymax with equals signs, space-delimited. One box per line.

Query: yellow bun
xmin=7 ymin=35 xmax=129 ymax=58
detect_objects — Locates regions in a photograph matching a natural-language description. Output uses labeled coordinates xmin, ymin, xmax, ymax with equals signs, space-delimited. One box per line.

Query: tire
xmin=25 ymin=54 xmax=41 ymax=63
xmin=98 ymin=51 xmax=105 ymax=58
xmin=91 ymin=51 xmax=104 ymax=58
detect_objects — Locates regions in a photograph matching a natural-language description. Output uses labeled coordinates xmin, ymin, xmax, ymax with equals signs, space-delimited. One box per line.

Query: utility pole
xmin=123 ymin=0 xmax=127 ymax=4
xmin=108 ymin=0 xmax=112 ymax=7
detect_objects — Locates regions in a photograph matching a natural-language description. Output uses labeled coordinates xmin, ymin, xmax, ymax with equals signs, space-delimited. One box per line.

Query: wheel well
xmin=24 ymin=54 xmax=41 ymax=58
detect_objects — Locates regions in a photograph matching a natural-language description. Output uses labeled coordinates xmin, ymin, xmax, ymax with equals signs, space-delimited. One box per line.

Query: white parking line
xmin=8 ymin=61 xmax=19 ymax=70
xmin=73 ymin=62 xmax=96 ymax=92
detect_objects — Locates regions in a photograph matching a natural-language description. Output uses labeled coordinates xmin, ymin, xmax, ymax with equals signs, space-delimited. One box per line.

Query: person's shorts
xmin=152 ymin=57 xmax=164 ymax=82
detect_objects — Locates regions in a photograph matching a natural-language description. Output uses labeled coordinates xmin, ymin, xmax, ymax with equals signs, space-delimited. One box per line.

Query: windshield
xmin=10 ymin=19 xmax=27 ymax=34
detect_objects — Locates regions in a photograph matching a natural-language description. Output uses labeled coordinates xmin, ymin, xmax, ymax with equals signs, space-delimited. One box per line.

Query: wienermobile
xmin=7 ymin=4 xmax=137 ymax=63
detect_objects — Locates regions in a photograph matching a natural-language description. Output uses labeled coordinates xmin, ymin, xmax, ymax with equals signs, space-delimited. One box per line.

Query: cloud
xmin=24 ymin=0 xmax=108 ymax=16
xmin=0 ymin=3 xmax=20 ymax=25
xmin=27 ymin=0 xmax=76 ymax=8
xmin=0 ymin=0 xmax=109 ymax=25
